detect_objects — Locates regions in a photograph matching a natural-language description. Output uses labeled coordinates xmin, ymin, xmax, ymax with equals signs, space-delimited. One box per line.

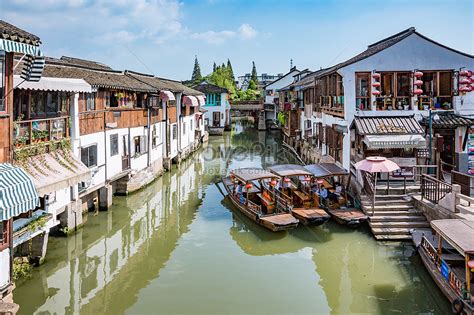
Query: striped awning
xmin=0 ymin=38 xmax=39 ymax=56
xmin=196 ymin=95 xmax=206 ymax=106
xmin=183 ymin=95 xmax=199 ymax=107
xmin=0 ymin=164 xmax=39 ymax=221
xmin=363 ymin=134 xmax=427 ymax=150
xmin=160 ymin=90 xmax=175 ymax=102
xmin=0 ymin=38 xmax=44 ymax=82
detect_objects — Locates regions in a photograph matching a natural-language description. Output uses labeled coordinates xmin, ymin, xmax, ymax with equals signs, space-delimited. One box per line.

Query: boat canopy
xmin=304 ymin=163 xmax=348 ymax=178
xmin=267 ymin=164 xmax=312 ymax=177
xmin=231 ymin=168 xmax=279 ymax=182
xmin=431 ymin=219 xmax=474 ymax=255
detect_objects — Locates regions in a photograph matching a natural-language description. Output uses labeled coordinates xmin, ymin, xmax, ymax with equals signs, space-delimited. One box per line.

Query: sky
xmin=1 ymin=0 xmax=473 ymax=81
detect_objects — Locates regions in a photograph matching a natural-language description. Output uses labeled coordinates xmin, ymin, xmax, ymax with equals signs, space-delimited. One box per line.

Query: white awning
xmin=14 ymin=75 xmax=92 ymax=93
xmin=22 ymin=151 xmax=91 ymax=196
xmin=363 ymin=134 xmax=427 ymax=150
xmin=160 ymin=90 xmax=175 ymax=101
xmin=196 ymin=95 xmax=206 ymax=106
xmin=183 ymin=95 xmax=199 ymax=107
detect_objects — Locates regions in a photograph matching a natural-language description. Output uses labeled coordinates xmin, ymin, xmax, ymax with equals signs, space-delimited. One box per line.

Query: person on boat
xmin=334 ymin=182 xmax=344 ymax=196
xmin=235 ymin=183 xmax=245 ymax=204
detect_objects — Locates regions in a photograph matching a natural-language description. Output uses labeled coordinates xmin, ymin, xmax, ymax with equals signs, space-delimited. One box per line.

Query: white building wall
xmin=129 ymin=126 xmax=148 ymax=172
xmin=149 ymin=121 xmax=165 ymax=165
xmin=0 ymin=248 xmax=10 ymax=289
xmin=104 ymin=128 xmax=130 ymax=180
xmin=264 ymin=70 xmax=300 ymax=104
xmin=79 ymin=131 xmax=106 ymax=191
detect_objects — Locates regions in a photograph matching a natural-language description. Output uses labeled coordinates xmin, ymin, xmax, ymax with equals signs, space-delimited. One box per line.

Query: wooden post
xmin=437 ymin=233 xmax=442 ymax=255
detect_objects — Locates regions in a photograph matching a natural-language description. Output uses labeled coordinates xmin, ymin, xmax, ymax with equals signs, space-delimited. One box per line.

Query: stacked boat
xmin=220 ymin=163 xmax=367 ymax=232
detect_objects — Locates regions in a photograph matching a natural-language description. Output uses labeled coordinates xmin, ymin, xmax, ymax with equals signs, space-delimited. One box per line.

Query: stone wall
xmin=412 ymin=195 xmax=458 ymax=222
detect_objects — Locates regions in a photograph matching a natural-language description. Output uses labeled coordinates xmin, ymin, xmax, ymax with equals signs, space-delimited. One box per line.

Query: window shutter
xmin=140 ymin=136 xmax=146 ymax=153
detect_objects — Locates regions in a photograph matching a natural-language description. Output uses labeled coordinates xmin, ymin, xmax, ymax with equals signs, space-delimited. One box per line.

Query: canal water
xmin=14 ymin=122 xmax=450 ymax=314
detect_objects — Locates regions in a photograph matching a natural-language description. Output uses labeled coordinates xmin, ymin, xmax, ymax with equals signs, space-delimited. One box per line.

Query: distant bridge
xmin=230 ymin=100 xmax=266 ymax=130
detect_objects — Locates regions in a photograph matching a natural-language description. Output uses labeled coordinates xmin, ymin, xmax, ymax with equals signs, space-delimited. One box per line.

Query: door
xmin=122 ymin=135 xmax=129 ymax=170
xmin=213 ymin=111 xmax=220 ymax=127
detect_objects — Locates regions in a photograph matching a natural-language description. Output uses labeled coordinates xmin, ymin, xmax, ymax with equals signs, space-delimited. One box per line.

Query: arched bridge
xmin=230 ymin=100 xmax=267 ymax=130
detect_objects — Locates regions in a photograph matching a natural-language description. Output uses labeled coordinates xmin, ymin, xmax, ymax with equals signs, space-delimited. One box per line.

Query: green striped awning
xmin=0 ymin=38 xmax=44 ymax=82
xmin=0 ymin=164 xmax=39 ymax=221
xmin=0 ymin=38 xmax=39 ymax=56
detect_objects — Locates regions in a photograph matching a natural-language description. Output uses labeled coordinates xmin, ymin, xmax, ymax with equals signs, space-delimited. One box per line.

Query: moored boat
xmin=222 ymin=168 xmax=299 ymax=232
xmin=266 ymin=164 xmax=330 ymax=226
xmin=412 ymin=220 xmax=474 ymax=315
xmin=304 ymin=163 xmax=367 ymax=228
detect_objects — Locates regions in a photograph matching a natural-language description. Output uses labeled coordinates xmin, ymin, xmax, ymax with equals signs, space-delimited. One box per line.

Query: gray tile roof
xmin=353 ymin=115 xmax=424 ymax=135
xmin=420 ymin=113 xmax=474 ymax=129
xmin=0 ymin=20 xmax=41 ymax=46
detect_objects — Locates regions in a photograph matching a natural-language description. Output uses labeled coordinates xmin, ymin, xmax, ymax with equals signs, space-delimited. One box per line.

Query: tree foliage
xmin=191 ymin=56 xmax=202 ymax=84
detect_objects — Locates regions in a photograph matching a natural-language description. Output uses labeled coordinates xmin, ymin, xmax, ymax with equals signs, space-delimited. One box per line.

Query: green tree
xmin=191 ymin=56 xmax=202 ymax=84
xmin=213 ymin=62 xmax=217 ymax=72
xmin=251 ymin=61 xmax=258 ymax=84
xmin=227 ymin=59 xmax=235 ymax=81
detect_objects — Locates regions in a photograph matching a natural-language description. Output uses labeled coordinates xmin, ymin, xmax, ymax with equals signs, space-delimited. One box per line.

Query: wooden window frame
xmin=81 ymin=144 xmax=98 ymax=168
xmin=0 ymin=52 xmax=5 ymax=114
xmin=110 ymin=134 xmax=119 ymax=156
xmin=355 ymin=72 xmax=371 ymax=111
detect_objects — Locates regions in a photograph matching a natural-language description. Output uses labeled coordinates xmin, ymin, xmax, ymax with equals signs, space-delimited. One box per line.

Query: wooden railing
xmin=320 ymin=105 xmax=344 ymax=118
xmin=421 ymin=174 xmax=452 ymax=204
xmin=13 ymin=116 xmax=69 ymax=147
xmin=247 ymin=200 xmax=261 ymax=213
xmin=421 ymin=236 xmax=465 ymax=297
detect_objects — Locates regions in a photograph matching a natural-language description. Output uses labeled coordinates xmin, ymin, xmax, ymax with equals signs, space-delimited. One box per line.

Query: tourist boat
xmin=266 ymin=164 xmax=330 ymax=226
xmin=304 ymin=163 xmax=367 ymax=227
xmin=412 ymin=220 xmax=474 ymax=315
xmin=222 ymin=168 xmax=299 ymax=232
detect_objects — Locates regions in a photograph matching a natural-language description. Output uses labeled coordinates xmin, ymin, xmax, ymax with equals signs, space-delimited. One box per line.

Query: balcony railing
xmin=13 ymin=117 xmax=69 ymax=147
xmin=320 ymin=105 xmax=344 ymax=118
xmin=421 ymin=174 xmax=452 ymax=204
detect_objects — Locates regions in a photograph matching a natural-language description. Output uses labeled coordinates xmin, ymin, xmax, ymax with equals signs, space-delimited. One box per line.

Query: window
xmin=133 ymin=135 xmax=148 ymax=156
xmin=110 ymin=134 xmax=119 ymax=156
xmin=355 ymin=73 xmax=371 ymax=110
xmin=46 ymin=91 xmax=58 ymax=114
xmin=439 ymin=72 xmax=452 ymax=96
xmin=0 ymin=52 xmax=5 ymax=112
xmin=0 ymin=220 xmax=9 ymax=250
xmin=396 ymin=72 xmax=411 ymax=109
xmin=59 ymin=92 xmax=68 ymax=112
xmin=172 ymin=125 xmax=177 ymax=140
xmin=152 ymin=125 xmax=158 ymax=148
xmin=148 ymin=95 xmax=159 ymax=108
xmin=86 ymin=93 xmax=96 ymax=111
xmin=381 ymin=73 xmax=394 ymax=96
xmin=81 ymin=145 xmax=97 ymax=168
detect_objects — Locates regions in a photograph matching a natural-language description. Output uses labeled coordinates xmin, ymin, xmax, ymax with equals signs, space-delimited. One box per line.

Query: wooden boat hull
xmin=418 ymin=246 xmax=474 ymax=315
xmin=326 ymin=208 xmax=367 ymax=228
xmin=292 ymin=208 xmax=330 ymax=226
xmin=222 ymin=177 xmax=299 ymax=232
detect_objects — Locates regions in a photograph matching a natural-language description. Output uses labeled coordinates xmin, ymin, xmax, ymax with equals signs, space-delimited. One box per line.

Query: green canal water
xmin=14 ymin=122 xmax=450 ymax=314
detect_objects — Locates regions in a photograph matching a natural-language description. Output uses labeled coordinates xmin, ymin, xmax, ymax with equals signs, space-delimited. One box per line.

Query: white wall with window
xmin=149 ymin=121 xmax=165 ymax=168
xmin=79 ymin=133 xmax=105 ymax=191
xmin=129 ymin=126 xmax=148 ymax=172
xmin=104 ymin=128 xmax=130 ymax=180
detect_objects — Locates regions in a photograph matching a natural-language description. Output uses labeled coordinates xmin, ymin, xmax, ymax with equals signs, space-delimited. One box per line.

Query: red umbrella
xmin=355 ymin=157 xmax=400 ymax=215
xmin=354 ymin=156 xmax=400 ymax=173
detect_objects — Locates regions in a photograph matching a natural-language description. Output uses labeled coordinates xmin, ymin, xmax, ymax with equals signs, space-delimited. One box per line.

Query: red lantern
xmin=304 ymin=176 xmax=311 ymax=182
xmin=468 ymin=260 xmax=474 ymax=270
xmin=372 ymin=90 xmax=381 ymax=96
xmin=284 ymin=177 xmax=291 ymax=183
xmin=317 ymin=179 xmax=324 ymax=185
xmin=459 ymin=86 xmax=472 ymax=93
xmin=414 ymin=80 xmax=423 ymax=86
xmin=270 ymin=180 xmax=277 ymax=186
xmin=413 ymin=89 xmax=423 ymax=95
xmin=372 ymin=73 xmax=381 ymax=79
xmin=245 ymin=183 xmax=253 ymax=190
xmin=459 ymin=78 xmax=472 ymax=85
xmin=414 ymin=71 xmax=423 ymax=78
xmin=371 ymin=82 xmax=381 ymax=87
xmin=460 ymin=70 xmax=473 ymax=77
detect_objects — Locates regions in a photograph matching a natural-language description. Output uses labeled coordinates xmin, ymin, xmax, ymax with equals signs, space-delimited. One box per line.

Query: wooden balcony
xmin=321 ymin=105 xmax=344 ymax=118
xmin=13 ymin=116 xmax=69 ymax=148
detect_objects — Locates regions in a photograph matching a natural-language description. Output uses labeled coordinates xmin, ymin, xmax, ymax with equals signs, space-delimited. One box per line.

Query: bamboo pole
xmin=466 ymin=254 xmax=471 ymax=298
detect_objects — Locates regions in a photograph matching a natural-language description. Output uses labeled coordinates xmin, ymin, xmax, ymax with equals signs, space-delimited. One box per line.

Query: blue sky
xmin=1 ymin=0 xmax=473 ymax=81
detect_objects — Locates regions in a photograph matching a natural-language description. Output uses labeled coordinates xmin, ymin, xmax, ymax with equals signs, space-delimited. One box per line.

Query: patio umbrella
xmin=355 ymin=157 xmax=400 ymax=215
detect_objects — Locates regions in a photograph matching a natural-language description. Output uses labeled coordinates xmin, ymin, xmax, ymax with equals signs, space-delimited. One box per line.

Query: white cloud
xmin=190 ymin=24 xmax=259 ymax=44
xmin=238 ymin=24 xmax=257 ymax=39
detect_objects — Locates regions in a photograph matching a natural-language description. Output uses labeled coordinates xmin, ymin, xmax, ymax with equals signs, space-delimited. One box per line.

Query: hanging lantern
xmin=245 ymin=183 xmax=253 ymax=190
xmin=414 ymin=80 xmax=423 ymax=86
xmin=372 ymin=90 xmax=381 ymax=96
xmin=372 ymin=73 xmax=381 ymax=79
xmin=304 ymin=176 xmax=311 ymax=182
xmin=371 ymin=82 xmax=381 ymax=87
xmin=413 ymin=89 xmax=423 ymax=95
xmin=414 ymin=71 xmax=424 ymax=78
xmin=468 ymin=260 xmax=474 ymax=271
xmin=317 ymin=179 xmax=324 ymax=185
xmin=459 ymin=70 xmax=473 ymax=77
xmin=270 ymin=180 xmax=277 ymax=186
xmin=230 ymin=174 xmax=235 ymax=180
xmin=284 ymin=177 xmax=291 ymax=183
xmin=459 ymin=86 xmax=473 ymax=93
xmin=459 ymin=78 xmax=472 ymax=85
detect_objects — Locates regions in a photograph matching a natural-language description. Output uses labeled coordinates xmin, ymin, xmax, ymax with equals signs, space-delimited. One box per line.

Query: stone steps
xmin=371 ymin=210 xmax=423 ymax=216
xmin=370 ymin=221 xmax=430 ymax=228
xmin=362 ymin=204 xmax=414 ymax=211
xmin=374 ymin=234 xmax=413 ymax=241
xmin=370 ymin=215 xmax=427 ymax=222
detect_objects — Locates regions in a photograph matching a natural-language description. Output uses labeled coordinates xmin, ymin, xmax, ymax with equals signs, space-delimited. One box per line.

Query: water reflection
xmin=14 ymin=121 xmax=449 ymax=314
